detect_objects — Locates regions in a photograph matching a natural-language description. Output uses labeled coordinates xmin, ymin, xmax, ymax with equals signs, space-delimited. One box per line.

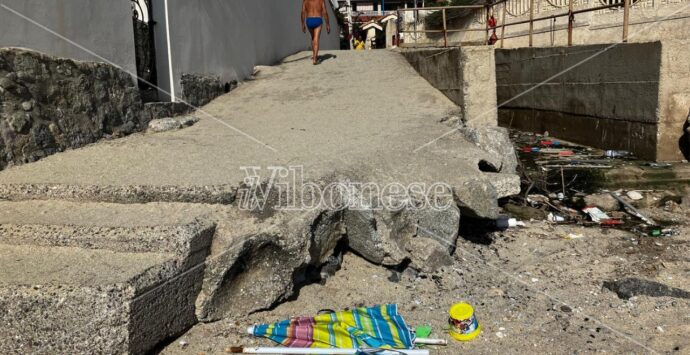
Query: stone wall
xmin=0 ymin=48 xmax=153 ymax=170
xmin=495 ymin=41 xmax=689 ymax=161
xmin=180 ymin=73 xmax=234 ymax=107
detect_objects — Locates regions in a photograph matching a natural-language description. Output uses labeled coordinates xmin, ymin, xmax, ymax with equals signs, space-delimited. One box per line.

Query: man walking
xmin=302 ymin=0 xmax=331 ymax=65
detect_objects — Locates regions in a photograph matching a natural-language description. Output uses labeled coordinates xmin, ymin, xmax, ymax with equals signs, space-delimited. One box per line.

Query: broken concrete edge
xmin=0 ymin=255 xmax=204 ymax=354
xmin=398 ymin=46 xmax=499 ymax=128
xmin=0 ymin=186 xmax=511 ymax=352
xmin=0 ymin=219 xmax=215 ymax=256
xmin=0 ymin=169 xmax=519 ymax=211
xmin=0 ymin=220 xmax=215 ymax=353
xmin=0 ymin=183 xmax=238 ymax=204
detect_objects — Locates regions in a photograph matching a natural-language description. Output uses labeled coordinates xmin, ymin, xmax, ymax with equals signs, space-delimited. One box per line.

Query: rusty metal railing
xmin=396 ymin=0 xmax=634 ymax=48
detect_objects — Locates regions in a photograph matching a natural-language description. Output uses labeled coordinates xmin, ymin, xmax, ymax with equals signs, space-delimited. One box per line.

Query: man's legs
xmin=310 ymin=26 xmax=322 ymax=64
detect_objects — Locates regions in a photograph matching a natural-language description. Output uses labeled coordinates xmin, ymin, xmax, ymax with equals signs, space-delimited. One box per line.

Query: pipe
xmin=231 ymin=347 xmax=430 ymax=355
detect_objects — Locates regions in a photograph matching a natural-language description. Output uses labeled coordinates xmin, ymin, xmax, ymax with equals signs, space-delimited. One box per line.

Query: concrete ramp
xmin=0 ymin=50 xmax=519 ymax=353
xmin=0 ymin=50 xmax=517 ymax=212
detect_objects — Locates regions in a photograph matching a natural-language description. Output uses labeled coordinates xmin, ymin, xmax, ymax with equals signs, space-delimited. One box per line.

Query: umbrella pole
xmin=230 ymin=347 xmax=430 ymax=355
xmin=414 ymin=338 xmax=447 ymax=345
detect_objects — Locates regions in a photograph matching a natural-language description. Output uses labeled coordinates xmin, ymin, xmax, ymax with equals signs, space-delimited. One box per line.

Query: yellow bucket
xmin=448 ymin=302 xmax=481 ymax=341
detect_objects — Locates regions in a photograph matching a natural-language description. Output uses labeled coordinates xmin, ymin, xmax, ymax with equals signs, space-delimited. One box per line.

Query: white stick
xmin=414 ymin=337 xmax=447 ymax=345
xmin=239 ymin=347 xmax=429 ymax=355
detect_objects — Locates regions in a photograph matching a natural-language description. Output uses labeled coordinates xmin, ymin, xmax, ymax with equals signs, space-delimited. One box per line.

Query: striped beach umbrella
xmin=250 ymin=304 xmax=415 ymax=350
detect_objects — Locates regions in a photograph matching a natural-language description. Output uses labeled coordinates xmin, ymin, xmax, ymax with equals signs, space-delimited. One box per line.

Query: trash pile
xmin=501 ymin=131 xmax=683 ymax=237
xmin=513 ymin=130 xmax=638 ymax=172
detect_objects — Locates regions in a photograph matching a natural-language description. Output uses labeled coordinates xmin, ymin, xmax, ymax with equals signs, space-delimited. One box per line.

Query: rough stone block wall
xmin=0 ymin=48 xmax=150 ymax=170
xmin=180 ymin=73 xmax=230 ymax=107
xmin=494 ymin=41 xmax=687 ymax=161
xmin=401 ymin=47 xmax=498 ymax=127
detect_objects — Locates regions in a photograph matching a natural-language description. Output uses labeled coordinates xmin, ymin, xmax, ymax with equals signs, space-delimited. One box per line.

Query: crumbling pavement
xmin=0 ymin=50 xmax=520 ymax=353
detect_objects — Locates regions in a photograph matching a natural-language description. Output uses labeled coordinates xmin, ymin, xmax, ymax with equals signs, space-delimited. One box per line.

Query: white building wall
xmin=0 ymin=0 xmax=137 ymax=75
xmin=156 ymin=0 xmax=341 ymax=101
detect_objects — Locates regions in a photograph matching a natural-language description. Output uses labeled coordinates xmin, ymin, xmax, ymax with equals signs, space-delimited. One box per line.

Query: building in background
xmin=338 ymin=0 xmax=426 ymax=16
xmin=0 ymin=0 xmax=341 ymax=102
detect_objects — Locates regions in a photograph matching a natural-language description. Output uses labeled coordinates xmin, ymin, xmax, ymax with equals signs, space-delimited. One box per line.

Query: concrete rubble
xmin=147 ymin=115 xmax=200 ymax=133
xmin=0 ymin=50 xmax=520 ymax=353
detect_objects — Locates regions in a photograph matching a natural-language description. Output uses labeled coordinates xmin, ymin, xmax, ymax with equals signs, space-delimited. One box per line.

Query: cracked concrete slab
xmin=0 ymin=50 xmax=520 ymax=354
xmin=0 ymin=244 xmax=201 ymax=354
xmin=0 ymin=50 xmax=517 ymax=217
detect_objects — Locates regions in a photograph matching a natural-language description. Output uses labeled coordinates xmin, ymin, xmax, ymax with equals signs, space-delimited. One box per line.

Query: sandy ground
xmin=161 ymin=203 xmax=690 ymax=355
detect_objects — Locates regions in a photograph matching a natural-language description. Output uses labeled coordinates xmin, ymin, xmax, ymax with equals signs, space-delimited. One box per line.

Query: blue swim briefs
xmin=306 ymin=17 xmax=323 ymax=30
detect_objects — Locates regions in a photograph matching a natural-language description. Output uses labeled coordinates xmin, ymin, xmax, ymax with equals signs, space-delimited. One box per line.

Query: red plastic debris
xmin=600 ymin=219 xmax=624 ymax=227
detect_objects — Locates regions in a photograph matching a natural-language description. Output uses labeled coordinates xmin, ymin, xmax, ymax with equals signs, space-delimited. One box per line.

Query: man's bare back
xmin=303 ymin=0 xmax=327 ymax=18
xmin=301 ymin=0 xmax=331 ymax=65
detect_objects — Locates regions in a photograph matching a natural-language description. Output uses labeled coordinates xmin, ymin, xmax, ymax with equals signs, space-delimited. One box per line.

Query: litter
xmin=582 ymin=207 xmax=610 ymax=223
xmin=247 ymin=305 xmax=434 ymax=354
xmin=609 ymin=192 xmax=656 ymax=225
xmin=600 ymin=219 xmax=624 ymax=227
xmin=626 ymin=191 xmax=644 ymax=201
xmin=563 ymin=233 xmax=584 ymax=239
xmin=527 ymin=194 xmax=550 ymax=204
xmin=604 ymin=150 xmax=630 ymax=158
xmin=547 ymin=213 xmax=566 ymax=223
xmin=496 ymin=217 xmax=526 ymax=229
xmin=649 ymin=228 xmax=678 ymax=237
xmin=414 ymin=325 xmax=432 ymax=339
xmin=448 ymin=302 xmax=481 ymax=341
xmin=645 ymin=162 xmax=672 ymax=168
xmin=539 ymin=140 xmax=561 ymax=147
xmin=415 ymin=338 xmax=447 ymax=346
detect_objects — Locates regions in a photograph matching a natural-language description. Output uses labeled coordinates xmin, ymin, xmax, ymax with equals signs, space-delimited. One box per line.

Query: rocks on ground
xmin=583 ymin=193 xmax=621 ymax=211
xmin=148 ymin=116 xmax=200 ymax=133
xmin=603 ymin=278 xmax=690 ymax=300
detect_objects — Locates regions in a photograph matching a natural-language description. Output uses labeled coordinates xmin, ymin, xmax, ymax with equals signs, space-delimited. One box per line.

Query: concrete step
xmin=0 ymin=200 xmax=215 ymax=256
xmin=0 ymin=200 xmax=218 ymax=354
xmin=0 ymin=244 xmax=202 ymax=354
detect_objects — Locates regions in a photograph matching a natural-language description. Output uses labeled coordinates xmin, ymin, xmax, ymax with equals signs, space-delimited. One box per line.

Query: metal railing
xmin=396 ymin=0 xmax=634 ymax=48
xmin=352 ymin=10 xmax=399 ymax=17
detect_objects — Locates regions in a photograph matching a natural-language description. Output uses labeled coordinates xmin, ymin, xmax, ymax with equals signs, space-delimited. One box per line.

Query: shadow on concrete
xmin=678 ymin=109 xmax=690 ymax=160
xmin=281 ymin=55 xmax=312 ymax=63
xmin=317 ymin=54 xmax=337 ymax=63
